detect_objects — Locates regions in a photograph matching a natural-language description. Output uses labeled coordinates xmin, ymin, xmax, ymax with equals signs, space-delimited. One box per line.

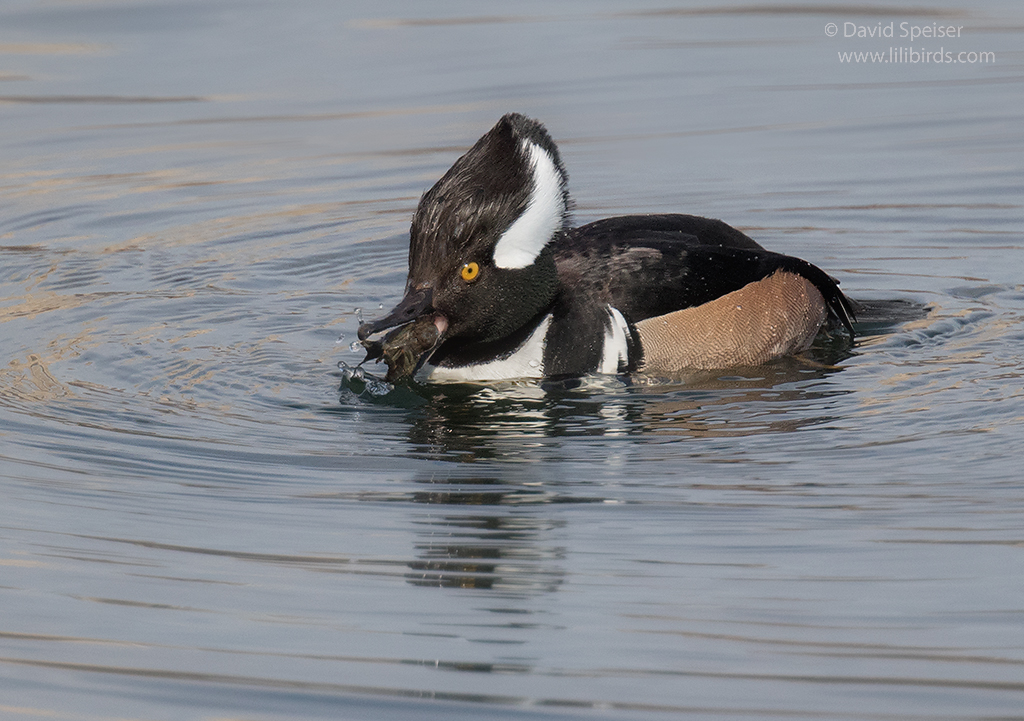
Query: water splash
xmin=337 ymin=360 xmax=365 ymax=381
xmin=337 ymin=360 xmax=394 ymax=397
xmin=364 ymin=379 xmax=394 ymax=396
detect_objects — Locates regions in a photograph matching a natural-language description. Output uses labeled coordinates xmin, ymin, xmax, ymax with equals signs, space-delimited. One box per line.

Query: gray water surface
xmin=3 ymin=1 xmax=1024 ymax=719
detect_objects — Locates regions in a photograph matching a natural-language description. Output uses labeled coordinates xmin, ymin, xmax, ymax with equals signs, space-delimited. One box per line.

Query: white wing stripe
xmin=599 ymin=307 xmax=630 ymax=375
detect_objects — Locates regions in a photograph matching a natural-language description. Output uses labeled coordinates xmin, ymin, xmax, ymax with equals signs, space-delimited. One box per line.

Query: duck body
xmin=358 ymin=114 xmax=854 ymax=383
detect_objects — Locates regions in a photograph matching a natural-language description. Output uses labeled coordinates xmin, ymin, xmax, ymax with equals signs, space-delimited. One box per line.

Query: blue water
xmin=2 ymin=1 xmax=1024 ymax=719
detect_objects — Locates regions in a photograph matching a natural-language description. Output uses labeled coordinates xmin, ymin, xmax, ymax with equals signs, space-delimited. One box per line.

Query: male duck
xmin=358 ymin=113 xmax=854 ymax=383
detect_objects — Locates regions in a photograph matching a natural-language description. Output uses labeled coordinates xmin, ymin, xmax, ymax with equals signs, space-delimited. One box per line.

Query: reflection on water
xmin=3 ymin=0 xmax=1024 ymax=718
xmin=406 ymin=476 xmax=569 ymax=593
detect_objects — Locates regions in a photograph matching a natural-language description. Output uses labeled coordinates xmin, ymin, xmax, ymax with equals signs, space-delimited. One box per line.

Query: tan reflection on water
xmin=2 ymin=353 xmax=75 ymax=403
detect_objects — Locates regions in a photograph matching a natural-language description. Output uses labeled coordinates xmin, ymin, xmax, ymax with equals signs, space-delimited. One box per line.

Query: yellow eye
xmin=460 ymin=262 xmax=480 ymax=282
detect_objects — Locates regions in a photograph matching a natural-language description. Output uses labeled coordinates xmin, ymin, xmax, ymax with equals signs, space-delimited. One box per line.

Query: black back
xmin=553 ymin=214 xmax=854 ymax=333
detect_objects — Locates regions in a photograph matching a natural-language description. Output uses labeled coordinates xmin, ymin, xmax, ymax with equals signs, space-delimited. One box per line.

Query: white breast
xmin=416 ymin=315 xmax=551 ymax=383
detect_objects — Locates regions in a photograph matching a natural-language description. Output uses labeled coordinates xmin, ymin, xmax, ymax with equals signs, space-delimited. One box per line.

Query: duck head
xmin=358 ymin=113 xmax=571 ymax=372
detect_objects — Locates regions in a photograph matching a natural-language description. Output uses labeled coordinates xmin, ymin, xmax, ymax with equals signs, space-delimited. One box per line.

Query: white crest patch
xmin=492 ymin=141 xmax=565 ymax=270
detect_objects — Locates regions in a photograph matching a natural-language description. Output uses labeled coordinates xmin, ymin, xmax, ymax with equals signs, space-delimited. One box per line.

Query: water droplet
xmin=378 ymin=303 xmax=384 ymax=310
xmin=528 ymin=359 xmax=540 ymax=368
xmin=354 ymin=307 xmax=363 ymax=323
xmin=336 ymin=333 xmax=345 ymax=344
xmin=349 ymin=341 xmax=362 ymax=353
xmin=337 ymin=360 xmax=350 ymax=370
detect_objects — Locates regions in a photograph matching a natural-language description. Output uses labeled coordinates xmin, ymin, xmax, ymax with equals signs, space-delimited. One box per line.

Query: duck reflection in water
xmin=404 ymin=475 xmax=585 ymax=593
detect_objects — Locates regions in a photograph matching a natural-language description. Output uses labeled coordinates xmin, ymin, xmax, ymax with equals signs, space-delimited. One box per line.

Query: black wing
xmin=553 ymin=214 xmax=855 ymax=335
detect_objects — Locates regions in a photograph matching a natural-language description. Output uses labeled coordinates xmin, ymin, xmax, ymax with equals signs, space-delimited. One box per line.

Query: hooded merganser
xmin=357 ymin=113 xmax=854 ymax=383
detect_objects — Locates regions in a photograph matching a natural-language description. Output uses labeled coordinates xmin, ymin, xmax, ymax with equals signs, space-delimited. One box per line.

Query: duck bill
xmin=357 ymin=287 xmax=433 ymax=341
xmin=356 ymin=288 xmax=449 ymax=382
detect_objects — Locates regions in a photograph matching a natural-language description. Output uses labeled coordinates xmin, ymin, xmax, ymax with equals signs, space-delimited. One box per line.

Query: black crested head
xmin=358 ymin=114 xmax=571 ymax=374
